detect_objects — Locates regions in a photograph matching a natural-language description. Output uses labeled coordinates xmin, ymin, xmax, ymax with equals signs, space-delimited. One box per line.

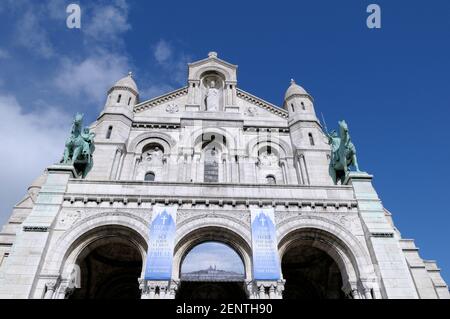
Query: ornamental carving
xmin=245 ymin=106 xmax=258 ymax=117
xmin=166 ymin=103 xmax=179 ymax=113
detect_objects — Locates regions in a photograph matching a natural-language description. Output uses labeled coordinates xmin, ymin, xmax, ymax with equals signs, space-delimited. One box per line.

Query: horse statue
xmin=326 ymin=120 xmax=360 ymax=184
xmin=61 ymin=113 xmax=95 ymax=178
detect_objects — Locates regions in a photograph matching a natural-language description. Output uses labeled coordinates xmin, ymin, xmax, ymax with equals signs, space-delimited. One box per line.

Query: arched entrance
xmin=282 ymin=245 xmax=345 ymax=299
xmin=279 ymin=228 xmax=359 ymax=299
xmin=176 ymin=241 xmax=247 ymax=299
xmin=68 ymin=226 xmax=146 ymax=299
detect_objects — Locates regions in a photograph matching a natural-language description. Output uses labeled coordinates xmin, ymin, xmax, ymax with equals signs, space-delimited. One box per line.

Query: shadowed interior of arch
xmin=282 ymin=244 xmax=346 ymax=299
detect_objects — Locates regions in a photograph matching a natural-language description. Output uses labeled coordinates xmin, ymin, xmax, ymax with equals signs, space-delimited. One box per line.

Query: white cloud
xmin=141 ymin=83 xmax=175 ymax=100
xmin=154 ymin=40 xmax=172 ymax=64
xmin=0 ymin=95 xmax=71 ymax=225
xmin=55 ymin=52 xmax=130 ymax=104
xmin=84 ymin=0 xmax=131 ymax=45
xmin=46 ymin=0 xmax=67 ymax=20
xmin=151 ymin=39 xmax=191 ymax=86
xmin=15 ymin=9 xmax=54 ymax=58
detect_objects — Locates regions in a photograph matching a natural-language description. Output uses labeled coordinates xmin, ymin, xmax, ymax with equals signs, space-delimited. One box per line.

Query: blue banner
xmin=144 ymin=206 xmax=177 ymax=280
xmin=250 ymin=208 xmax=281 ymax=280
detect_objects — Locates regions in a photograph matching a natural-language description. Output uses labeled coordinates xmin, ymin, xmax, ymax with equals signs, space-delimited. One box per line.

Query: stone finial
xmin=208 ymin=51 xmax=218 ymax=58
xmin=290 ymin=78 xmax=296 ymax=85
xmin=128 ymin=71 xmax=133 ymax=78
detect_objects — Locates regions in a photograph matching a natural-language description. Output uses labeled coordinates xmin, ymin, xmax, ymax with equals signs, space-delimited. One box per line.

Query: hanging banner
xmin=250 ymin=208 xmax=281 ymax=280
xmin=144 ymin=206 xmax=177 ymax=280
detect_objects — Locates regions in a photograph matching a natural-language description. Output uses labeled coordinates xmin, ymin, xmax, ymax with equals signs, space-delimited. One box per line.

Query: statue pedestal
xmin=47 ymin=164 xmax=78 ymax=178
xmin=185 ymin=104 xmax=200 ymax=112
xmin=344 ymin=171 xmax=372 ymax=185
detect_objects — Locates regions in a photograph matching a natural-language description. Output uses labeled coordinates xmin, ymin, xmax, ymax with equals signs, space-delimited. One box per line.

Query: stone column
xmin=131 ymin=155 xmax=141 ymax=180
xmin=56 ymin=280 xmax=75 ymax=299
xmin=114 ymin=147 xmax=125 ymax=180
xmin=342 ymin=281 xmax=361 ymax=299
xmin=279 ymin=159 xmax=288 ymax=184
xmin=0 ymin=164 xmax=76 ymax=299
xmin=44 ymin=280 xmax=58 ymax=299
xmin=346 ymin=172 xmax=419 ymax=299
xmin=247 ymin=280 xmax=285 ymax=299
xmin=298 ymin=154 xmax=310 ymax=185
xmin=294 ymin=156 xmax=304 ymax=184
xmin=140 ymin=280 xmax=178 ymax=299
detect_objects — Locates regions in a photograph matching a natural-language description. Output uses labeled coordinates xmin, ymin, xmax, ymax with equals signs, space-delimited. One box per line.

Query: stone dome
xmin=112 ymin=72 xmax=139 ymax=94
xmin=284 ymin=79 xmax=309 ymax=100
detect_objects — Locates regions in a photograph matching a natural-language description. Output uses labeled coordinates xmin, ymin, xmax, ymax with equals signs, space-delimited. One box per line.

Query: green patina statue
xmin=326 ymin=120 xmax=360 ymax=184
xmin=61 ymin=113 xmax=95 ymax=178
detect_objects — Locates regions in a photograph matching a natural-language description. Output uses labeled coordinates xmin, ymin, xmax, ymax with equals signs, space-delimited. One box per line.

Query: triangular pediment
xmin=134 ymin=87 xmax=188 ymax=114
xmin=237 ymin=89 xmax=288 ymax=120
xmin=188 ymin=54 xmax=237 ymax=72
xmin=133 ymin=86 xmax=288 ymax=122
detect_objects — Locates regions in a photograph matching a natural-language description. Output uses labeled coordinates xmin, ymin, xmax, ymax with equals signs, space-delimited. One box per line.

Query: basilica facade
xmin=0 ymin=52 xmax=448 ymax=299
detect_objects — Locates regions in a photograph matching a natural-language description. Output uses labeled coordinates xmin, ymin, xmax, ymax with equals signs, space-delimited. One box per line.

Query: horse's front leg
xmin=63 ymin=144 xmax=71 ymax=163
xmin=72 ymin=146 xmax=82 ymax=164
xmin=352 ymin=154 xmax=360 ymax=172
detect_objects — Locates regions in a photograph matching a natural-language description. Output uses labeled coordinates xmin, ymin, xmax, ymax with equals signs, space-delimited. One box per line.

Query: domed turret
xmin=96 ymin=72 xmax=137 ymax=150
xmin=112 ymin=72 xmax=139 ymax=95
xmin=283 ymin=79 xmax=315 ymax=121
xmin=284 ymin=79 xmax=309 ymax=100
xmin=105 ymin=72 xmax=139 ymax=111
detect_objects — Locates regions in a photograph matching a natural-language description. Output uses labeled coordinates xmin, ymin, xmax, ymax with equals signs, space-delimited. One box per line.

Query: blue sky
xmin=0 ymin=0 xmax=449 ymax=285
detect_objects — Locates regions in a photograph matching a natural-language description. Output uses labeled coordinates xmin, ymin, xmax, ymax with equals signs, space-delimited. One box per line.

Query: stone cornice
xmin=108 ymin=85 xmax=139 ymax=97
xmin=69 ymin=179 xmax=352 ymax=190
xmin=237 ymin=89 xmax=288 ymax=119
xmin=133 ymin=87 xmax=188 ymax=113
xmin=62 ymin=194 xmax=358 ymax=211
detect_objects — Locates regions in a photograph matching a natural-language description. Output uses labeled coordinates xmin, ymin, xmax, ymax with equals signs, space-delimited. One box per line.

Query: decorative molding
xmin=107 ymin=85 xmax=139 ymax=98
xmin=166 ymin=103 xmax=179 ymax=114
xmin=23 ymin=226 xmax=49 ymax=232
xmin=244 ymin=106 xmax=258 ymax=117
xmin=371 ymin=232 xmax=394 ymax=238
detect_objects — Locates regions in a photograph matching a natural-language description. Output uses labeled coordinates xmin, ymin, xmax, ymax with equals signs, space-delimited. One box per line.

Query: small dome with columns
xmin=111 ymin=72 xmax=139 ymax=95
xmin=284 ymin=79 xmax=309 ymax=100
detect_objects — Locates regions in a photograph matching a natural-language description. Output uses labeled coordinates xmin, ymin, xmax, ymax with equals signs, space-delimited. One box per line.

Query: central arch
xmin=174 ymin=226 xmax=251 ymax=300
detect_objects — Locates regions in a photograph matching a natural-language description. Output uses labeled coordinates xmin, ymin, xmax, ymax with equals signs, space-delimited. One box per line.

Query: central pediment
xmin=133 ymin=52 xmax=288 ymax=122
xmin=188 ymin=51 xmax=238 ymax=83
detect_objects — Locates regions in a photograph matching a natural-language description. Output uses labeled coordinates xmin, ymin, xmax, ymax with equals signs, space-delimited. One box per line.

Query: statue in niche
xmin=145 ymin=146 xmax=164 ymax=166
xmin=205 ymin=79 xmax=220 ymax=111
xmin=258 ymin=151 xmax=279 ymax=167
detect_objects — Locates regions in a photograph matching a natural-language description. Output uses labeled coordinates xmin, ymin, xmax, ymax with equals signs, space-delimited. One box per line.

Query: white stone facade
xmin=0 ymin=53 xmax=448 ymax=299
